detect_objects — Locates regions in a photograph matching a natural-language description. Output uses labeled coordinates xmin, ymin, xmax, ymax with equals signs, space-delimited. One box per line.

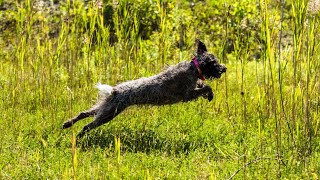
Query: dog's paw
xmin=63 ymin=121 xmax=72 ymax=129
xmin=207 ymin=92 xmax=214 ymax=102
xmin=202 ymin=91 xmax=214 ymax=101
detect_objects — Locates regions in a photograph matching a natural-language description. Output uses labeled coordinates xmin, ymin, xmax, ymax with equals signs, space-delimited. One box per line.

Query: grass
xmin=0 ymin=0 xmax=319 ymax=179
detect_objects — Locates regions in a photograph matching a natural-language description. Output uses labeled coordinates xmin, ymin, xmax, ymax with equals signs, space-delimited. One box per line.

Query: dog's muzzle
xmin=220 ymin=65 xmax=227 ymax=73
xmin=216 ymin=65 xmax=227 ymax=78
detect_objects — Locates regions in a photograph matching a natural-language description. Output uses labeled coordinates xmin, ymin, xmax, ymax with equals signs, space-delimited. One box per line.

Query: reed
xmin=0 ymin=0 xmax=319 ymax=179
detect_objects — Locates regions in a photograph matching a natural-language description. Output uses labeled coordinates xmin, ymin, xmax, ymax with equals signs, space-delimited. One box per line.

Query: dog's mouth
xmin=213 ymin=66 xmax=227 ymax=79
xmin=215 ymin=73 xmax=222 ymax=78
xmin=213 ymin=73 xmax=222 ymax=79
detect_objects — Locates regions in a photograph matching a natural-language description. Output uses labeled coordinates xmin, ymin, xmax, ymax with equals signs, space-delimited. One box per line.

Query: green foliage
xmin=103 ymin=0 xmax=161 ymax=42
xmin=0 ymin=0 xmax=320 ymax=179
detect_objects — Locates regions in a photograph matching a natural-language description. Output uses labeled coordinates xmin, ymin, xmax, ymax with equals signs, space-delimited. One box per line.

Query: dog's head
xmin=195 ymin=40 xmax=227 ymax=79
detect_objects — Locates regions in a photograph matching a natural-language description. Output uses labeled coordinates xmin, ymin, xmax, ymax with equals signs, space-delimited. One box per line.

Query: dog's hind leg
xmin=77 ymin=102 xmax=127 ymax=138
xmin=63 ymin=107 xmax=98 ymax=129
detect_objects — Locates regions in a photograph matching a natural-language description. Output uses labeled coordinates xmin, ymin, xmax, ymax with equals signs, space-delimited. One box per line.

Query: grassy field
xmin=0 ymin=0 xmax=319 ymax=179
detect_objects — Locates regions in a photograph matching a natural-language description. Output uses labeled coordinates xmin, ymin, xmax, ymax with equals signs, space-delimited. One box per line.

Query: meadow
xmin=0 ymin=0 xmax=319 ymax=179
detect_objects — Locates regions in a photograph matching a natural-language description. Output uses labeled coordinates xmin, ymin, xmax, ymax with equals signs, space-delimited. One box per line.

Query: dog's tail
xmin=96 ymin=83 xmax=113 ymax=97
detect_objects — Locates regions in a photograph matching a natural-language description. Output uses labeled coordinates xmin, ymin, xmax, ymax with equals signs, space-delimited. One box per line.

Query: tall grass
xmin=0 ymin=0 xmax=319 ymax=179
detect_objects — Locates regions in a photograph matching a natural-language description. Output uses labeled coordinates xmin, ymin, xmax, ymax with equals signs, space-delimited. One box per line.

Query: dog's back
xmin=112 ymin=61 xmax=198 ymax=105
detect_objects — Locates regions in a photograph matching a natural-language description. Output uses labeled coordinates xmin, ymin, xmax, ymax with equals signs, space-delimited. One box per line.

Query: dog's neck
xmin=192 ymin=57 xmax=205 ymax=81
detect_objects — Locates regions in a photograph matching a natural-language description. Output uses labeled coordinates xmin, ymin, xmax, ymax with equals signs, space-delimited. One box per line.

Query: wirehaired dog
xmin=63 ymin=40 xmax=227 ymax=138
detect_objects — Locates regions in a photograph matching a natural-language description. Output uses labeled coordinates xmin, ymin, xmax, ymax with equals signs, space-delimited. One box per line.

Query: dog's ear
xmin=196 ymin=39 xmax=207 ymax=55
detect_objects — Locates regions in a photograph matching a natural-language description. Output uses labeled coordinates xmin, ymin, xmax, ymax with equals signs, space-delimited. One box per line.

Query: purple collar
xmin=192 ymin=57 xmax=205 ymax=81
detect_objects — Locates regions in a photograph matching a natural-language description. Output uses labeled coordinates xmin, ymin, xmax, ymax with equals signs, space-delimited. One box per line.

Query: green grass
xmin=0 ymin=0 xmax=319 ymax=179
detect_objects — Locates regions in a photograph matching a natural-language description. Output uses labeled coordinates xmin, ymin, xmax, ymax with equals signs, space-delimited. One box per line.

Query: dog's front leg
xmin=200 ymin=85 xmax=214 ymax=101
xmin=196 ymin=81 xmax=214 ymax=101
xmin=184 ymin=85 xmax=214 ymax=102
xmin=205 ymin=90 xmax=214 ymax=101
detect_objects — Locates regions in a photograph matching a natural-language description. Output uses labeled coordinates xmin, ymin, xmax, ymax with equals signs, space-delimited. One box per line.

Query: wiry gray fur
xmin=63 ymin=40 xmax=227 ymax=138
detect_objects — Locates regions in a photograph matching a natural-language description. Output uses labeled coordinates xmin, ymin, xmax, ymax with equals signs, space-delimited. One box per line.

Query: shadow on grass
xmin=76 ymin=126 xmax=212 ymax=155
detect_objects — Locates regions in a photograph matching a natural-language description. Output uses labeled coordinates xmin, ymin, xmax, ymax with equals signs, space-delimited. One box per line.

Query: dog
xmin=63 ymin=40 xmax=227 ymax=138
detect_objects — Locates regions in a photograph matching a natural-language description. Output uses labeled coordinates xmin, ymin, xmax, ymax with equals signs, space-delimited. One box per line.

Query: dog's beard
xmin=215 ymin=70 xmax=225 ymax=78
xmin=213 ymin=65 xmax=227 ymax=79
xmin=206 ymin=69 xmax=226 ymax=79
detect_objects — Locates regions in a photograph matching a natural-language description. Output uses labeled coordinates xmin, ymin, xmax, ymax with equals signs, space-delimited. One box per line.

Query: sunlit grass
xmin=0 ymin=0 xmax=319 ymax=179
